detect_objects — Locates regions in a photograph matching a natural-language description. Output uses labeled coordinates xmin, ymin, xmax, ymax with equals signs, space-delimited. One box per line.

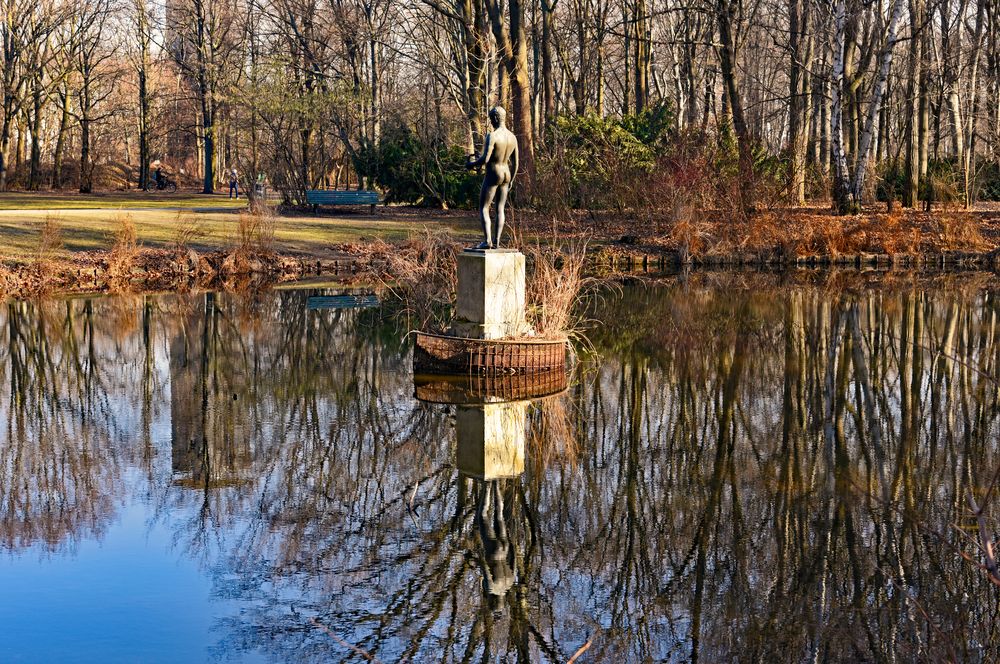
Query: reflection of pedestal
xmin=455 ymin=401 xmax=527 ymax=479
xmin=451 ymin=249 xmax=529 ymax=340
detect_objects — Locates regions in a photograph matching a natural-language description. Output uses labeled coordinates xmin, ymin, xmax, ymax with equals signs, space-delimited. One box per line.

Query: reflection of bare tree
xmin=7 ymin=279 xmax=1000 ymax=661
xmin=169 ymin=293 xmax=253 ymax=492
xmin=194 ymin=278 xmax=1000 ymax=662
xmin=0 ymin=299 xmax=129 ymax=551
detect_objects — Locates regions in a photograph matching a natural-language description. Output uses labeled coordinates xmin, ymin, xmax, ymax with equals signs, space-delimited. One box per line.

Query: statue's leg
xmin=494 ymin=182 xmax=510 ymax=248
xmin=477 ymin=179 xmax=499 ymax=249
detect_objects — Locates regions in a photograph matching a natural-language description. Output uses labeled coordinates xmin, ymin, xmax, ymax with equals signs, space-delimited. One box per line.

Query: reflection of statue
xmin=455 ymin=401 xmax=527 ymax=609
xmin=415 ymin=375 xmax=551 ymax=612
xmin=466 ymin=107 xmax=519 ymax=250
xmin=477 ymin=480 xmax=515 ymax=606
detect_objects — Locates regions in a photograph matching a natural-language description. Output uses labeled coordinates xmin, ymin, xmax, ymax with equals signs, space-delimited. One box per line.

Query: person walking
xmin=228 ymin=168 xmax=239 ymax=199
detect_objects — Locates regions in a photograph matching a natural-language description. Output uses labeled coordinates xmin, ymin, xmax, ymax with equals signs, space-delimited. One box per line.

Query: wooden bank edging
xmin=592 ymin=249 xmax=1000 ymax=273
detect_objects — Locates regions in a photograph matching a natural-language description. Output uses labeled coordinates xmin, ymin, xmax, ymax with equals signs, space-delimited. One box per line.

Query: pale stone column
xmin=451 ymin=249 xmax=531 ymax=339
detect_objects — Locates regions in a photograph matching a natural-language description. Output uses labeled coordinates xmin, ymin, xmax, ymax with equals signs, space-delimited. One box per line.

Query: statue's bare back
xmin=467 ymin=107 xmax=519 ymax=249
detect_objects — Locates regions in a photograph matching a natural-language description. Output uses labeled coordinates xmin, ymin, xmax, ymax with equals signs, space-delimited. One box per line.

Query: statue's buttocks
xmin=466 ymin=107 xmax=519 ymax=250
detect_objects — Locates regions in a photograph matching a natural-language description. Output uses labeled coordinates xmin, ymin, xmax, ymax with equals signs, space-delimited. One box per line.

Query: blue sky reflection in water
xmin=0 ymin=279 xmax=999 ymax=662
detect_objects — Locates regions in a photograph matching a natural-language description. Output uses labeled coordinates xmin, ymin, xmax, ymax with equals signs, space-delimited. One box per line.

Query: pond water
xmin=1 ymin=274 xmax=999 ymax=662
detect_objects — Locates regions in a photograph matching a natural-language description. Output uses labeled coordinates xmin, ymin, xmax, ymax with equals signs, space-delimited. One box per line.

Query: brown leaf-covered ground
xmin=512 ymin=203 xmax=1000 ymax=258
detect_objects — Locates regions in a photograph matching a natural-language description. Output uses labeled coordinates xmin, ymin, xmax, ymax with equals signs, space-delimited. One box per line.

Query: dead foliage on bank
xmin=514 ymin=204 xmax=1000 ymax=263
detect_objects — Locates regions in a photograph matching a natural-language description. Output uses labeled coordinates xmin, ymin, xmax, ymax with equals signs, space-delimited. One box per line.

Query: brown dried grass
xmin=525 ymin=239 xmax=590 ymax=339
xmin=27 ymin=215 xmax=63 ymax=295
xmin=35 ymin=215 xmax=62 ymax=268
xmin=648 ymin=206 xmax=990 ymax=258
xmin=171 ymin=212 xmax=206 ymax=252
xmin=932 ymin=212 xmax=990 ymax=251
xmin=353 ymin=229 xmax=461 ymax=333
xmin=0 ymin=260 xmax=10 ymax=299
xmin=108 ymin=213 xmax=140 ymax=290
xmin=233 ymin=205 xmax=277 ymax=259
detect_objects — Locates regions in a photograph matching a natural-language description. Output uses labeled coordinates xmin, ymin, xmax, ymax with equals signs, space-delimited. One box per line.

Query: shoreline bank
xmin=4 ymin=243 xmax=1000 ymax=301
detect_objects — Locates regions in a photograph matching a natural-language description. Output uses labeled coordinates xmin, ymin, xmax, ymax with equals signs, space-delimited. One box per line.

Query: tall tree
xmin=486 ymin=0 xmax=535 ymax=180
xmin=170 ymin=0 xmax=237 ymax=193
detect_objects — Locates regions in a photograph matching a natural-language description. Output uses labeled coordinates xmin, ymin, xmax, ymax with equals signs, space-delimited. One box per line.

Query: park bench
xmin=305 ymin=189 xmax=380 ymax=213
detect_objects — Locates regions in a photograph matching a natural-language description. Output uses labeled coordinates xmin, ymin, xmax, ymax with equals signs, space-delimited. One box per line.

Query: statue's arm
xmin=467 ymin=133 xmax=494 ymax=169
xmin=510 ymin=139 xmax=519 ymax=182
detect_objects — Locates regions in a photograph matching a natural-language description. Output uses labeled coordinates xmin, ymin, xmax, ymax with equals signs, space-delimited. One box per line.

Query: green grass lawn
xmin=0 ymin=191 xmax=246 ymax=210
xmin=0 ymin=206 xmax=476 ymax=260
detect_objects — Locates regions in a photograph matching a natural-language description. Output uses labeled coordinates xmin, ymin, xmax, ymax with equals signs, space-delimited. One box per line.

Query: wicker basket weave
xmin=413 ymin=331 xmax=569 ymax=376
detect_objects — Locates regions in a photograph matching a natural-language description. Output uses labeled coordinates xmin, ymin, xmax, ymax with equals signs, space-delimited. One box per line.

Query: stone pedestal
xmin=455 ymin=401 xmax=527 ymax=480
xmin=452 ymin=249 xmax=529 ymax=340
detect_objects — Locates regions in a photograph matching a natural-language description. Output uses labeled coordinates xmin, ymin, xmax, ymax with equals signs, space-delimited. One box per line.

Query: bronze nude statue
xmin=466 ymin=107 xmax=519 ymax=249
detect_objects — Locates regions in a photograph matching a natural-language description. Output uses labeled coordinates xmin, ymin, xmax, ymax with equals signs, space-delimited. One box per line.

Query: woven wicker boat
xmin=413 ymin=331 xmax=569 ymax=375
xmin=414 ymin=371 xmax=568 ymax=404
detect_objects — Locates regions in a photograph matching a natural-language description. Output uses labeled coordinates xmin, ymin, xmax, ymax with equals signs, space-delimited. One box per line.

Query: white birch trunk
xmin=829 ymin=0 xmax=852 ymax=211
xmin=850 ymin=0 xmax=907 ymax=202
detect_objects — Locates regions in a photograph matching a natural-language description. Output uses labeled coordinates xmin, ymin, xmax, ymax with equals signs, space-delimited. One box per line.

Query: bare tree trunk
xmin=621 ymin=0 xmax=630 ymax=114
xmin=138 ymin=69 xmax=150 ymax=190
xmin=633 ymin=0 xmax=649 ymax=112
xmin=904 ymin=0 xmax=922 ymax=207
xmin=716 ymin=0 xmax=753 ymax=212
xmin=27 ymin=73 xmax=43 ymax=191
xmin=788 ymin=0 xmax=807 ymax=204
xmin=370 ymin=36 xmax=381 ymax=143
xmin=962 ymin=0 xmax=986 ymax=206
xmin=830 ymin=0 xmax=853 ymax=212
xmin=52 ymin=86 xmax=69 ymax=189
xmin=135 ymin=0 xmax=152 ymax=190
xmin=487 ymin=0 xmax=535 ymax=180
xmin=201 ymin=93 xmax=215 ymax=194
xmin=79 ymin=83 xmax=93 ymax=193
xmin=540 ymin=0 xmax=556 ymax=126
xmin=938 ymin=0 xmax=965 ymax=166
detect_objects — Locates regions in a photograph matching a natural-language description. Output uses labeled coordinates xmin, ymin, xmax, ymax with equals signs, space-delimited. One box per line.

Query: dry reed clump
xmin=665 ymin=202 xmax=711 ymax=257
xmin=233 ymin=205 xmax=277 ymax=260
xmin=524 ymin=239 xmax=591 ymax=340
xmin=221 ymin=205 xmax=279 ymax=275
xmin=358 ymin=231 xmax=591 ymax=338
xmin=932 ymin=212 xmax=990 ymax=251
xmin=28 ymin=215 xmax=64 ymax=295
xmin=0 ymin=260 xmax=10 ymax=299
xmin=779 ymin=214 xmax=903 ymax=256
xmin=171 ymin=212 xmax=206 ymax=253
xmin=711 ymin=209 xmax=932 ymax=258
xmin=355 ymin=230 xmax=460 ymax=333
xmin=107 ymin=213 xmax=140 ymax=289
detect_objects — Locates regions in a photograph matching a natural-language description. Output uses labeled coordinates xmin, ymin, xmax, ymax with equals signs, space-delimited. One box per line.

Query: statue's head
xmin=488 ymin=106 xmax=506 ymax=129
